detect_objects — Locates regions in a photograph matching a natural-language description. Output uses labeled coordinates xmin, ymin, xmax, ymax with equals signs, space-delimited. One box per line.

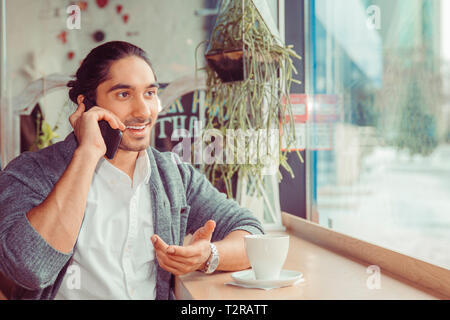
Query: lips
xmin=125 ymin=121 xmax=151 ymax=129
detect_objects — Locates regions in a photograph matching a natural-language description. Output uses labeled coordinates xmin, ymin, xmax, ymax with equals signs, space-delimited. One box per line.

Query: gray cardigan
xmin=0 ymin=133 xmax=264 ymax=300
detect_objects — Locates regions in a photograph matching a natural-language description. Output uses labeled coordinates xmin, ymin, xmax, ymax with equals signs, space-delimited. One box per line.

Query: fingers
xmin=87 ymin=107 xmax=126 ymax=131
xmin=165 ymin=244 xmax=197 ymax=258
xmin=152 ymin=235 xmax=210 ymax=276
xmin=156 ymin=256 xmax=190 ymax=276
xmin=152 ymin=236 xmax=192 ymax=275
xmin=156 ymin=250 xmax=201 ymax=275
xmin=70 ymin=102 xmax=126 ymax=131
xmin=152 ymin=235 xmax=195 ymax=257
xmin=151 ymin=235 xmax=169 ymax=252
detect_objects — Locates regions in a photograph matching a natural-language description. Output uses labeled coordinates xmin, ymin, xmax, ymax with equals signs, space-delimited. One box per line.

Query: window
xmin=306 ymin=0 xmax=450 ymax=269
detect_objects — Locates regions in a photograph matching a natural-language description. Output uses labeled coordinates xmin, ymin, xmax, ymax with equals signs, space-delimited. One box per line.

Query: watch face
xmin=209 ymin=255 xmax=219 ymax=271
xmin=205 ymin=244 xmax=219 ymax=273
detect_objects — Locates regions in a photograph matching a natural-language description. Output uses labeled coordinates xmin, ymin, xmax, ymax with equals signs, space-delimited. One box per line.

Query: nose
xmin=131 ymin=95 xmax=152 ymax=120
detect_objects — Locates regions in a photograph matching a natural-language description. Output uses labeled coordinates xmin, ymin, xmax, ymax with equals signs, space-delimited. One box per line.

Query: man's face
xmin=96 ymin=55 xmax=159 ymax=153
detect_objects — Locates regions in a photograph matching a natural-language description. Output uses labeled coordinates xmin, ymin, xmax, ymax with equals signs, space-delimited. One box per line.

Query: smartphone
xmin=83 ymin=98 xmax=122 ymax=160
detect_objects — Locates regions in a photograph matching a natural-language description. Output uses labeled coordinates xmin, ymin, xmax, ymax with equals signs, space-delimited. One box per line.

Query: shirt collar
xmin=95 ymin=151 xmax=151 ymax=188
xmin=135 ymin=150 xmax=151 ymax=185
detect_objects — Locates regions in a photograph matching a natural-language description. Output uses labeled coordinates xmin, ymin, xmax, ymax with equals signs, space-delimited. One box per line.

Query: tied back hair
xmin=67 ymin=41 xmax=157 ymax=104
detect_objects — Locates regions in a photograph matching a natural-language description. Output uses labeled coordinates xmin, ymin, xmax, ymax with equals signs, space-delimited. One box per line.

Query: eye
xmin=145 ymin=90 xmax=157 ymax=97
xmin=117 ymin=91 xmax=129 ymax=98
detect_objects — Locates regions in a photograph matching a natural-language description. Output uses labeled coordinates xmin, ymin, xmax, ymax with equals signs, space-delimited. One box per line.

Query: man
xmin=0 ymin=41 xmax=264 ymax=299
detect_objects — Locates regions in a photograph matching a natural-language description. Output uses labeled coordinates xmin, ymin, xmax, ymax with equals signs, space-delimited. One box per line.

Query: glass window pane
xmin=309 ymin=0 xmax=450 ymax=269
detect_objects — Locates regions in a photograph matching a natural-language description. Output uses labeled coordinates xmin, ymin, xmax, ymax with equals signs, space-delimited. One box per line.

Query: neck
xmin=106 ymin=149 xmax=140 ymax=181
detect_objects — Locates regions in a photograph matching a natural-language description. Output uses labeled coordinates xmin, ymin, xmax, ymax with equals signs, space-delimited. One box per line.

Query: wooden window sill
xmin=175 ymin=213 xmax=449 ymax=300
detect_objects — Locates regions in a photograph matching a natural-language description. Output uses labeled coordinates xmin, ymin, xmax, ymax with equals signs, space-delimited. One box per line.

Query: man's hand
xmin=69 ymin=97 xmax=126 ymax=159
xmin=151 ymin=220 xmax=216 ymax=276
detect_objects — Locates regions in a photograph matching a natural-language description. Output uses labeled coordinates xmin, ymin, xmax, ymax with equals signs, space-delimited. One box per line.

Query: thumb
xmin=75 ymin=101 xmax=86 ymax=116
xmin=205 ymin=220 xmax=216 ymax=234
xmin=69 ymin=102 xmax=86 ymax=128
xmin=192 ymin=220 xmax=216 ymax=242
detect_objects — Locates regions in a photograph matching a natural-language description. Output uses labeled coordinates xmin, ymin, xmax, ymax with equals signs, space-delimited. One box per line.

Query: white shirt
xmin=55 ymin=151 xmax=156 ymax=300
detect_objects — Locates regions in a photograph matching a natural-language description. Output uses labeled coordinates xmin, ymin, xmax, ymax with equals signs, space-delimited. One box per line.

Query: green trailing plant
xmin=33 ymin=112 xmax=59 ymax=150
xmin=32 ymin=101 xmax=66 ymax=150
xmin=198 ymin=0 xmax=303 ymax=198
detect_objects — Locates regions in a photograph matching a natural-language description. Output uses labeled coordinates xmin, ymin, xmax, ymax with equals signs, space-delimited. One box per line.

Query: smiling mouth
xmin=124 ymin=123 xmax=151 ymax=138
xmin=126 ymin=125 xmax=147 ymax=130
xmin=125 ymin=121 xmax=151 ymax=130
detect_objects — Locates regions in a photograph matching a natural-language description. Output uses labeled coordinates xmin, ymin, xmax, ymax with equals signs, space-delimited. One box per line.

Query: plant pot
xmin=205 ymin=49 xmax=244 ymax=83
xmin=236 ymin=173 xmax=285 ymax=231
xmin=205 ymin=48 xmax=279 ymax=84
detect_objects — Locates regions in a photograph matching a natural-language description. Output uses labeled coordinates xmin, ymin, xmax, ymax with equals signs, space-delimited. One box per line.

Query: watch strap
xmin=202 ymin=243 xmax=219 ymax=274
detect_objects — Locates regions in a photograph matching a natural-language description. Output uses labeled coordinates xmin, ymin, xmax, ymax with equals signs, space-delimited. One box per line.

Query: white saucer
xmin=231 ymin=269 xmax=303 ymax=288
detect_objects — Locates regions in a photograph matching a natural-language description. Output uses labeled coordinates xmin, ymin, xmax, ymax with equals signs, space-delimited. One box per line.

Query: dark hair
xmin=67 ymin=41 xmax=156 ymax=104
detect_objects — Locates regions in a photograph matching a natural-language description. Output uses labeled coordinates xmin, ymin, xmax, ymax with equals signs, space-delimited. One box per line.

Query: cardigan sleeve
xmin=0 ymin=159 xmax=72 ymax=291
xmin=179 ymin=162 xmax=265 ymax=242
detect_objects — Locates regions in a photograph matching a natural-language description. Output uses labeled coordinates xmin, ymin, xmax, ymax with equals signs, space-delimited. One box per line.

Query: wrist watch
xmin=202 ymin=243 xmax=219 ymax=274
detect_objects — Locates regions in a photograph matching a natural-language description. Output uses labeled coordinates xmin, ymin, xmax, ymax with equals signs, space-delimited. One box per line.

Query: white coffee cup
xmin=244 ymin=234 xmax=290 ymax=280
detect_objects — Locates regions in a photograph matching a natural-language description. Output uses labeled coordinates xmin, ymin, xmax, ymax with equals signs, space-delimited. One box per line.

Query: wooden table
xmin=175 ymin=231 xmax=443 ymax=300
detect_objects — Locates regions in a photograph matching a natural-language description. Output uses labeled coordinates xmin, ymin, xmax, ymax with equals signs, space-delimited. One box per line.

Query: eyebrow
xmin=107 ymin=82 xmax=160 ymax=93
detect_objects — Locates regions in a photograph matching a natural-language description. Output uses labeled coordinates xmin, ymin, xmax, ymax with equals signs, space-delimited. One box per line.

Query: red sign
xmin=281 ymin=94 xmax=338 ymax=151
xmin=282 ymin=94 xmax=308 ymax=123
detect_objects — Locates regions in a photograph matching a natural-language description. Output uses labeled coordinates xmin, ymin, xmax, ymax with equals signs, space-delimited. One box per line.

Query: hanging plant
xmin=199 ymin=0 xmax=303 ymax=198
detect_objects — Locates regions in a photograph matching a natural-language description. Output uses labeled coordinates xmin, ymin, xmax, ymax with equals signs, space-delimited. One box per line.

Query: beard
xmin=118 ymin=135 xmax=151 ymax=152
xmin=118 ymin=118 xmax=153 ymax=152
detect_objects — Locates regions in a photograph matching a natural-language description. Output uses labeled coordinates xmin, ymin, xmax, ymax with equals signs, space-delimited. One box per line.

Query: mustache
xmin=124 ymin=118 xmax=152 ymax=127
